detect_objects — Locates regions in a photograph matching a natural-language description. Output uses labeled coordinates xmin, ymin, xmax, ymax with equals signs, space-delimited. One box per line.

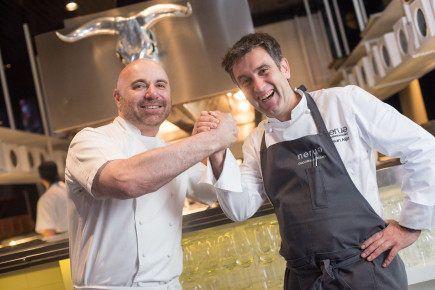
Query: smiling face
xmin=232 ymin=47 xmax=299 ymax=122
xmin=114 ymin=58 xmax=171 ymax=136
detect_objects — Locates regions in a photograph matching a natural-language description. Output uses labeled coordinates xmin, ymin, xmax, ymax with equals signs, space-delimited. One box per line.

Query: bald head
xmin=117 ymin=58 xmax=169 ymax=90
xmin=113 ymin=58 xmax=172 ymax=136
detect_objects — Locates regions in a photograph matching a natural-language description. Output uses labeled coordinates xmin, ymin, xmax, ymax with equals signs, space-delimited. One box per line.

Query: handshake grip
xmin=193 ymin=111 xmax=238 ymax=151
xmin=212 ymin=113 xmax=239 ymax=150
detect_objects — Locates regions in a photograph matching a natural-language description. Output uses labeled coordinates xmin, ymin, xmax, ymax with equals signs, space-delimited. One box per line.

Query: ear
xmin=280 ymin=57 xmax=291 ymax=79
xmin=113 ymin=89 xmax=121 ymax=106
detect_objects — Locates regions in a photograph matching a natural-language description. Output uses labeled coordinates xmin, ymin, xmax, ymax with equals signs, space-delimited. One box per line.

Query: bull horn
xmin=56 ymin=17 xmax=126 ymax=42
xmin=136 ymin=3 xmax=192 ymax=30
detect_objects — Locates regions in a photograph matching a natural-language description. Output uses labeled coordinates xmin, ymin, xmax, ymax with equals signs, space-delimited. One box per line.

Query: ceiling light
xmin=65 ymin=2 xmax=78 ymax=12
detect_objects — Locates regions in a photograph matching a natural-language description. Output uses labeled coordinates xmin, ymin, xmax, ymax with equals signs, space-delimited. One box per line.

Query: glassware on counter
xmin=180 ymin=215 xmax=286 ymax=289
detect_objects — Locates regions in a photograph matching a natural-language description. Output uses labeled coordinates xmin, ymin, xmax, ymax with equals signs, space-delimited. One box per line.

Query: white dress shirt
xmin=65 ymin=117 xmax=216 ymax=289
xmin=203 ymin=85 xmax=435 ymax=230
xmin=35 ymin=181 xmax=68 ymax=234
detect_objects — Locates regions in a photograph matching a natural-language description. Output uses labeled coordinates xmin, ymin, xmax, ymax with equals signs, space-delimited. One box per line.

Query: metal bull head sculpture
xmin=56 ymin=3 xmax=192 ymax=64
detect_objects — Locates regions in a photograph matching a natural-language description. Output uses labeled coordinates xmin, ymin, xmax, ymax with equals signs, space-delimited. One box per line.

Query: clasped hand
xmin=193 ymin=110 xmax=238 ymax=149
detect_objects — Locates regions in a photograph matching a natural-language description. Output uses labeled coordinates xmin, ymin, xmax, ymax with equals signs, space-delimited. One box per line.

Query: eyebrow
xmin=131 ymin=78 xmax=169 ymax=86
xmin=156 ymin=79 xmax=169 ymax=84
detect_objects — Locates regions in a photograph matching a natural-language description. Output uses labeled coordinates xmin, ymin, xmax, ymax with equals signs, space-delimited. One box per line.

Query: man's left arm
xmin=185 ymin=162 xmax=218 ymax=206
xmin=361 ymin=220 xmax=421 ymax=267
xmin=349 ymin=85 xmax=435 ymax=267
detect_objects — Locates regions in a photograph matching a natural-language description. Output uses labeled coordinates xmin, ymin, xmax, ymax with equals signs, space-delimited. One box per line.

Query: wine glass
xmin=254 ymin=223 xmax=275 ymax=264
xmin=233 ymin=228 xmax=255 ymax=268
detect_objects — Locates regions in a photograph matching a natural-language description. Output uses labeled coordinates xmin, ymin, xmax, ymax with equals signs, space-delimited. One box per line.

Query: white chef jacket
xmin=65 ymin=117 xmax=217 ymax=290
xmin=203 ymin=85 xmax=435 ymax=230
xmin=35 ymin=181 xmax=68 ymax=234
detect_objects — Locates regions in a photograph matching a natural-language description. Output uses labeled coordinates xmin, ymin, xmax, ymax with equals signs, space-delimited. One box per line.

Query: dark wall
xmin=419 ymin=69 xmax=435 ymax=121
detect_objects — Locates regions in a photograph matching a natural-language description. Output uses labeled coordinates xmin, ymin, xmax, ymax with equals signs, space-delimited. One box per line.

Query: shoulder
xmin=309 ymin=85 xmax=375 ymax=112
xmin=309 ymin=85 xmax=358 ymax=102
xmin=70 ymin=121 xmax=124 ymax=148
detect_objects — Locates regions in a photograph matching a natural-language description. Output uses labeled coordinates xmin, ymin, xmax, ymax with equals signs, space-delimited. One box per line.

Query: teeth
xmin=261 ymin=91 xmax=274 ymax=101
xmin=145 ymin=106 xmax=160 ymax=109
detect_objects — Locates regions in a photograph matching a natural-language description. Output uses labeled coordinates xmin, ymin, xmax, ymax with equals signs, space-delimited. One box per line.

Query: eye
xmin=156 ymin=82 xmax=167 ymax=89
xmin=133 ymin=83 xmax=146 ymax=90
xmin=239 ymin=78 xmax=250 ymax=87
xmin=259 ymin=67 xmax=269 ymax=75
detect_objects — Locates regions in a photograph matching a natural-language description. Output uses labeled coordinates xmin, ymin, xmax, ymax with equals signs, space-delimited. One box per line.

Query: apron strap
xmin=303 ymin=91 xmax=328 ymax=135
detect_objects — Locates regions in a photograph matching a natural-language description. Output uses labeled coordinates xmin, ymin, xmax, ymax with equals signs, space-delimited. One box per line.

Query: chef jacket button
xmin=305 ymin=109 xmax=311 ymax=114
xmin=167 ymin=254 xmax=171 ymax=258
xmin=267 ymin=128 xmax=273 ymax=133
xmin=142 ymin=253 xmax=146 ymax=258
xmin=169 ymin=222 xmax=173 ymax=227
xmin=139 ymin=220 xmax=143 ymax=225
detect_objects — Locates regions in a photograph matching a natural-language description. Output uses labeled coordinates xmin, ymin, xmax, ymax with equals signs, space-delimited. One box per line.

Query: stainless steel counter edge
xmin=0 ymin=239 xmax=69 ymax=274
xmin=0 ymin=203 xmax=275 ymax=274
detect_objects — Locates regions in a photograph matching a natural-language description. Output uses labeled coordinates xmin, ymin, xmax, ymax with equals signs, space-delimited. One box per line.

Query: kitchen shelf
xmin=0 ymin=173 xmax=40 ymax=185
xmin=0 ymin=127 xmax=70 ymax=184
xmin=368 ymin=49 xmax=435 ymax=100
xmin=0 ymin=127 xmax=69 ymax=150
xmin=337 ymin=0 xmax=404 ymax=69
xmin=327 ymin=0 xmax=435 ymax=100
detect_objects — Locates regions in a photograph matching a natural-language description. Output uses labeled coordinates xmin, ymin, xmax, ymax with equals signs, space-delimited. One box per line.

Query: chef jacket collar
xmin=114 ymin=116 xmax=163 ymax=143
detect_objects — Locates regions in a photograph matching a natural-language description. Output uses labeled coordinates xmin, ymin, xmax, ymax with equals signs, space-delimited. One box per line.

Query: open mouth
xmin=141 ymin=104 xmax=162 ymax=109
xmin=261 ymin=90 xmax=274 ymax=102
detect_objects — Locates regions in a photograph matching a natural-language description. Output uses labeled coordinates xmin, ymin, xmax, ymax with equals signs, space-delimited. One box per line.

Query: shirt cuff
xmin=199 ymin=148 xmax=243 ymax=192
xmin=399 ymin=197 xmax=435 ymax=230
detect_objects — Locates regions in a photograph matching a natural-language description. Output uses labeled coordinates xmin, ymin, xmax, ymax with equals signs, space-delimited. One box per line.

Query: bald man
xmin=65 ymin=58 xmax=238 ymax=289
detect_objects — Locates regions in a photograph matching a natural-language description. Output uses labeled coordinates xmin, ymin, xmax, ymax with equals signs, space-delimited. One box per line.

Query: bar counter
xmin=1 ymin=160 xmax=434 ymax=289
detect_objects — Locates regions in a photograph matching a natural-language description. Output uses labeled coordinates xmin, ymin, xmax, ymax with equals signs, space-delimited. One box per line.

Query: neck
xmin=42 ymin=179 xmax=51 ymax=189
xmin=276 ymin=89 xmax=302 ymax=122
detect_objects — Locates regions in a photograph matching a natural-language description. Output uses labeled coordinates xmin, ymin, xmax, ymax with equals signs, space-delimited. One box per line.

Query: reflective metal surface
xmin=56 ymin=3 xmax=192 ymax=64
xmin=35 ymin=0 xmax=254 ymax=133
xmin=376 ymin=158 xmax=402 ymax=188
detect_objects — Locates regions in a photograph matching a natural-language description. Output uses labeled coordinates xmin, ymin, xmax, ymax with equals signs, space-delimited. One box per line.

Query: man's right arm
xmin=91 ymin=113 xmax=238 ymax=199
xmin=195 ymin=112 xmax=267 ymax=221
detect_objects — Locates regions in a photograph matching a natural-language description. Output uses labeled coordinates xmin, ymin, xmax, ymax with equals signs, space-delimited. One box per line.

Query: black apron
xmin=259 ymin=89 xmax=407 ymax=289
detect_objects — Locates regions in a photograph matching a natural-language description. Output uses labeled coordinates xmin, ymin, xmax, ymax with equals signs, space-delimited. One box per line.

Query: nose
xmin=252 ymin=76 xmax=264 ymax=92
xmin=145 ymin=85 xmax=155 ymax=98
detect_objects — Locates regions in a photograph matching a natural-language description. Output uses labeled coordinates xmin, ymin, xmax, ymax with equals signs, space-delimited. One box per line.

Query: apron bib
xmin=260 ymin=88 xmax=407 ymax=289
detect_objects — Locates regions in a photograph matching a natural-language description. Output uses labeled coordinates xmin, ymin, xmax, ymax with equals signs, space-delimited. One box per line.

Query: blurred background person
xmin=35 ymin=161 xmax=68 ymax=237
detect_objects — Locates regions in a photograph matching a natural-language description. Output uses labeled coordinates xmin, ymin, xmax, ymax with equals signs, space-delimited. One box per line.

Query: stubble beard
xmin=121 ymin=100 xmax=172 ymax=128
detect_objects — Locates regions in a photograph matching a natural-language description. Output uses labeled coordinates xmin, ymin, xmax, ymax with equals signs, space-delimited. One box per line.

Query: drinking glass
xmin=217 ymin=231 xmax=238 ymax=270
xmin=233 ymin=228 xmax=255 ymax=268
xmin=254 ymin=223 xmax=275 ymax=264
xmin=417 ymin=230 xmax=435 ymax=265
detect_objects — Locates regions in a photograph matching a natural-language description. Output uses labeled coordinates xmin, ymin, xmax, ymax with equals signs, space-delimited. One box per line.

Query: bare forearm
xmin=209 ymin=150 xmax=226 ymax=179
xmin=42 ymin=229 xmax=56 ymax=237
xmin=94 ymin=131 xmax=224 ymax=199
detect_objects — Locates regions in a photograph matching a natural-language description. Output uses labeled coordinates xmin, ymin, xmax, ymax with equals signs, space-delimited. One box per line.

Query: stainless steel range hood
xmin=35 ymin=0 xmax=254 ymax=135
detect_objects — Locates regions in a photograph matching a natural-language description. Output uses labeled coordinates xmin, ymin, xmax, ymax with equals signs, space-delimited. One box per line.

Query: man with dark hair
xmin=36 ymin=161 xmax=68 ymax=237
xmin=197 ymin=32 xmax=435 ymax=289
